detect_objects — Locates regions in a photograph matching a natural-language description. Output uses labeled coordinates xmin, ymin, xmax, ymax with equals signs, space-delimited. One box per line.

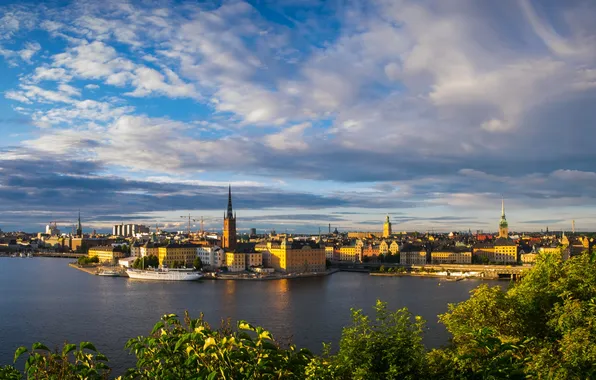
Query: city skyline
xmin=1 ymin=0 xmax=596 ymax=232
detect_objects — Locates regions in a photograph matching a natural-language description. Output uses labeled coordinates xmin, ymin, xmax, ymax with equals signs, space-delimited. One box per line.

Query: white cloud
xmin=266 ymin=122 xmax=311 ymax=151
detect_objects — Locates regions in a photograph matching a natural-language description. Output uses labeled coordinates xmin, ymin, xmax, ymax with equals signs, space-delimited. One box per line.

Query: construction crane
xmin=179 ymin=215 xmax=220 ymax=236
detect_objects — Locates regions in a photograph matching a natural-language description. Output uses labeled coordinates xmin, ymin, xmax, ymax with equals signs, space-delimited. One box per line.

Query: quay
xmin=335 ymin=262 xmax=527 ymax=280
xmin=68 ymin=263 xmax=127 ymax=276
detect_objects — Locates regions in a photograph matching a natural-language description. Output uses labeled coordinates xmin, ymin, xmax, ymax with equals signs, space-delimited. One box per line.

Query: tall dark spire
xmin=76 ymin=210 xmax=83 ymax=237
xmin=226 ymin=185 xmax=234 ymax=219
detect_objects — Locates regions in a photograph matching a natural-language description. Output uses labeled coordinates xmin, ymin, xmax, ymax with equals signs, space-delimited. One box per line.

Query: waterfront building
xmin=222 ymin=185 xmax=237 ymax=251
xmin=264 ymin=239 xmax=325 ymax=273
xmin=339 ymin=242 xmax=361 ymax=262
xmin=494 ymin=238 xmax=518 ymax=263
xmin=140 ymin=241 xmax=159 ymax=257
xmin=88 ymin=246 xmax=125 ymax=264
xmin=473 ymin=244 xmax=496 ymax=262
xmin=225 ymin=252 xmax=246 ymax=272
xmin=383 ymin=215 xmax=392 ymax=238
xmin=499 ymin=198 xmax=509 ymax=239
xmin=246 ymin=252 xmax=262 ymax=268
xmin=430 ymin=251 xmax=472 ymax=264
xmin=158 ymin=243 xmax=196 ymax=267
xmin=196 ymin=246 xmax=225 ymax=268
xmin=130 ymin=242 xmax=141 ymax=257
xmin=400 ymin=250 xmax=427 ymax=265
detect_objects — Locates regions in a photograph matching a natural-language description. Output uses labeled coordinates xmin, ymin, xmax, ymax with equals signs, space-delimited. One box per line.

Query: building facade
xmin=430 ymin=251 xmax=472 ymax=264
xmin=265 ymin=239 xmax=325 ymax=273
xmin=196 ymin=246 xmax=225 ymax=268
xmin=226 ymin=252 xmax=246 ymax=272
xmin=88 ymin=246 xmax=125 ymax=264
xmin=158 ymin=244 xmax=197 ymax=267
xmin=400 ymin=251 xmax=427 ymax=265
xmin=494 ymin=239 xmax=518 ymax=263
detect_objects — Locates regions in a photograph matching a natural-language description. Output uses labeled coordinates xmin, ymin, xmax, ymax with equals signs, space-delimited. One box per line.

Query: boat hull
xmin=127 ymin=269 xmax=203 ymax=281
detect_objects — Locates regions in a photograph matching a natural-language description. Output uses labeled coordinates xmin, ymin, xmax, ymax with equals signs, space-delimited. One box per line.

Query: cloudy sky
xmin=1 ymin=0 xmax=595 ymax=234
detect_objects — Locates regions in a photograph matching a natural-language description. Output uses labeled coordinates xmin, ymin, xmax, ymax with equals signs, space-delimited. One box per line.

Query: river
xmin=0 ymin=257 xmax=503 ymax=375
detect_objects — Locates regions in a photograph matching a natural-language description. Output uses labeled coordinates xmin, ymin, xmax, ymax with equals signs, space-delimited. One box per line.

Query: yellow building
xmin=383 ymin=215 xmax=392 ymax=238
xmin=379 ymin=240 xmax=389 ymax=255
xmin=400 ymin=251 xmax=427 ymax=265
xmin=226 ymin=252 xmax=246 ymax=272
xmin=88 ymin=246 xmax=125 ymax=264
xmin=389 ymin=241 xmax=400 ymax=255
xmin=521 ymin=253 xmax=537 ymax=264
xmin=265 ymin=239 xmax=325 ymax=273
xmin=339 ymin=245 xmax=360 ymax=262
xmin=158 ymin=244 xmax=197 ymax=267
xmin=324 ymin=245 xmax=335 ymax=260
xmin=473 ymin=244 xmax=496 ymax=262
xmin=431 ymin=251 xmax=472 ymax=264
xmin=348 ymin=232 xmax=382 ymax=239
xmin=494 ymin=239 xmax=518 ymax=264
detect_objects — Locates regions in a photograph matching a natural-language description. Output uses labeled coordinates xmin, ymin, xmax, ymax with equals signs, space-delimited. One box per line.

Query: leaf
xmin=13 ymin=347 xmax=27 ymax=363
xmin=62 ymin=343 xmax=77 ymax=356
xmin=203 ymin=337 xmax=216 ymax=350
xmin=31 ymin=343 xmax=50 ymax=352
xmin=80 ymin=342 xmax=97 ymax=352
xmin=151 ymin=321 xmax=165 ymax=335
xmin=207 ymin=371 xmax=218 ymax=380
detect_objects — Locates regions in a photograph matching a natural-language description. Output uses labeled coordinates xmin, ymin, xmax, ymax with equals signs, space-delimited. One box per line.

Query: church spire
xmin=501 ymin=197 xmax=505 ymax=218
xmin=76 ymin=210 xmax=83 ymax=237
xmin=227 ymin=185 xmax=234 ymax=219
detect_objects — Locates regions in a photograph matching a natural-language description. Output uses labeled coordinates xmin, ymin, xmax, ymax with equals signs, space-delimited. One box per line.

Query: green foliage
xmin=325 ymin=258 xmax=331 ymax=269
xmin=123 ymin=312 xmax=313 ymax=379
xmin=193 ymin=256 xmax=203 ymax=270
xmin=333 ymin=300 xmax=427 ymax=380
xmin=13 ymin=341 xmax=110 ymax=379
xmin=132 ymin=255 xmax=159 ymax=269
xmin=0 ymin=365 xmax=21 ymax=380
xmin=439 ymin=251 xmax=596 ymax=379
xmin=77 ymin=255 xmax=99 ymax=265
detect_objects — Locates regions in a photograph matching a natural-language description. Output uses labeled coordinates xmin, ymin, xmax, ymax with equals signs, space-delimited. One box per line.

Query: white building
xmin=196 ymin=246 xmax=225 ymax=268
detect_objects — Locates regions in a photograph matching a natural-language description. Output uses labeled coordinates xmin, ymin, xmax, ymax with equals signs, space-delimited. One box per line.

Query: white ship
xmin=126 ymin=268 xmax=203 ymax=281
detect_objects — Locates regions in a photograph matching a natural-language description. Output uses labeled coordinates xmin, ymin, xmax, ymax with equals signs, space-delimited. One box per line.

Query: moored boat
xmin=97 ymin=269 xmax=121 ymax=277
xmin=126 ymin=268 xmax=202 ymax=281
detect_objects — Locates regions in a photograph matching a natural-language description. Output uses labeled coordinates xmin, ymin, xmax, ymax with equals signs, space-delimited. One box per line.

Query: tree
xmin=332 ymin=300 xmax=427 ymax=379
xmin=325 ymin=259 xmax=331 ymax=269
xmin=193 ymin=256 xmax=203 ymax=270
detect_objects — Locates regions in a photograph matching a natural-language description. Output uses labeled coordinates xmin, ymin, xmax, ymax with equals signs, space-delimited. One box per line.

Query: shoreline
xmin=68 ymin=262 xmax=339 ymax=281
xmin=369 ymin=272 xmax=505 ymax=280
xmin=214 ymin=268 xmax=340 ymax=281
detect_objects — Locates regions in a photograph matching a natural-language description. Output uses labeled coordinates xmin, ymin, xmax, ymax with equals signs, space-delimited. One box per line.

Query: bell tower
xmin=383 ymin=214 xmax=392 ymax=238
xmin=498 ymin=198 xmax=509 ymax=239
xmin=222 ymin=185 xmax=237 ymax=251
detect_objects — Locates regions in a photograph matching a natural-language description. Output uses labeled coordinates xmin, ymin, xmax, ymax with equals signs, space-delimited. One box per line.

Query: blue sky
xmin=1 ymin=0 xmax=596 ymax=234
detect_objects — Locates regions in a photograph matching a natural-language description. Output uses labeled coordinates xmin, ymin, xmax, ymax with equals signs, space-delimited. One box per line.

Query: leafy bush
xmin=77 ymin=255 xmax=99 ymax=265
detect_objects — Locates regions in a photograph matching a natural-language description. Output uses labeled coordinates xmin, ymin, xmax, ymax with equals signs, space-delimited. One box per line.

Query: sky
xmin=0 ymin=0 xmax=595 ymax=234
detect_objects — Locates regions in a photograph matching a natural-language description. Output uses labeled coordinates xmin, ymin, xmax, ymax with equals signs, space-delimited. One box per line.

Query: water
xmin=0 ymin=258 xmax=500 ymax=375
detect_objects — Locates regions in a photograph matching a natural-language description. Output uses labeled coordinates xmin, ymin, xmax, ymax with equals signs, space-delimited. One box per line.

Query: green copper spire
xmin=499 ymin=198 xmax=508 ymax=228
